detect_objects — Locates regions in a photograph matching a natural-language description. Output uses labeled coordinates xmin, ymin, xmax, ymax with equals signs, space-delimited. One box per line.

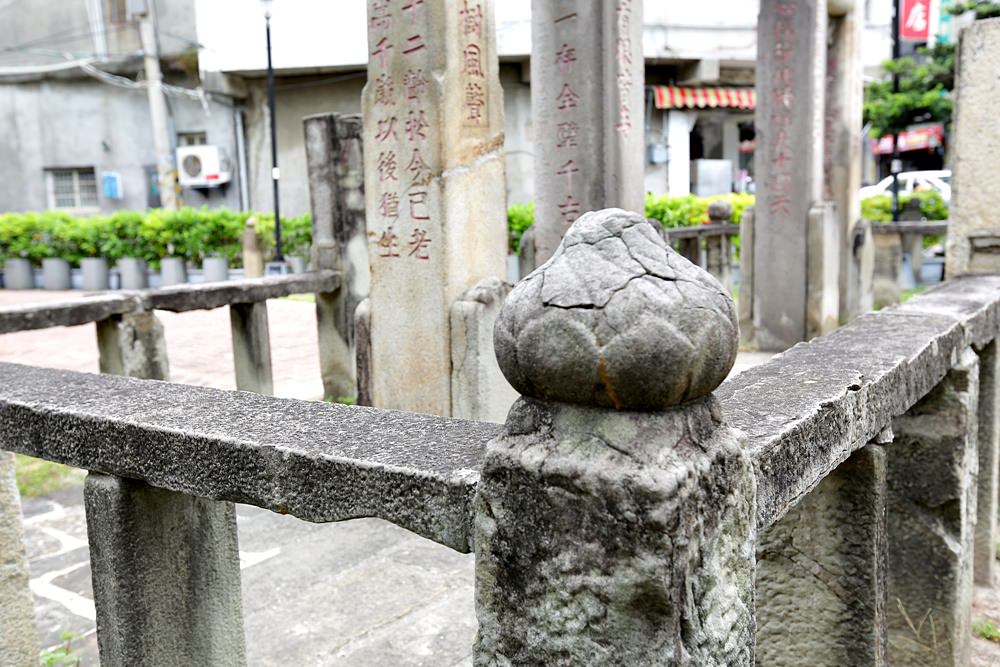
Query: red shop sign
xmin=900 ymin=0 xmax=931 ymax=41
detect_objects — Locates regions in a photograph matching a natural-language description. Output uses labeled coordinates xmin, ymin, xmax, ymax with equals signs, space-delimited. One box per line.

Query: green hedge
xmin=859 ymin=190 xmax=949 ymax=223
xmin=0 ymin=208 xmax=312 ymax=269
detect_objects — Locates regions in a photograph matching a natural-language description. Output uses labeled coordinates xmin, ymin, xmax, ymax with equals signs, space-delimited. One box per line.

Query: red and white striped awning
xmin=652 ymin=86 xmax=756 ymax=111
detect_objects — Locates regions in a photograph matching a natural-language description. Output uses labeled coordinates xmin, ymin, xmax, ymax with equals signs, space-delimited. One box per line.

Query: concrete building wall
xmin=0 ymin=78 xmax=240 ymax=213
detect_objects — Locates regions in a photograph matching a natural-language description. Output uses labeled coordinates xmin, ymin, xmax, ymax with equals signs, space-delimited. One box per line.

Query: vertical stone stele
xmin=362 ymin=0 xmax=508 ymax=416
xmin=475 ymin=209 xmax=757 ymax=666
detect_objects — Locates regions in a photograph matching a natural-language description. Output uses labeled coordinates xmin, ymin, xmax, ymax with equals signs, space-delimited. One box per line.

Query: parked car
xmin=859 ymin=170 xmax=952 ymax=202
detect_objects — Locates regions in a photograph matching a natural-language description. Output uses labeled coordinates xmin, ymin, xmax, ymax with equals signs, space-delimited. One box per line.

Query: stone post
xmin=530 ymin=0 xmax=645 ymax=267
xmin=887 ymin=350 xmax=979 ymax=667
xmin=304 ymin=112 xmax=368 ymax=400
xmin=0 ymin=452 xmax=40 ymax=666
xmin=974 ymin=341 xmax=999 ymax=585
xmin=475 ymin=209 xmax=756 ymax=665
xmin=739 ymin=206 xmax=755 ymax=346
xmin=362 ymin=0 xmax=508 ymax=415
xmin=807 ymin=202 xmax=840 ymax=338
xmin=705 ymin=199 xmax=732 ymax=290
xmin=84 ymin=474 xmax=246 ymax=667
xmin=756 ymin=444 xmax=887 ymax=665
xmin=752 ymin=0 xmax=829 ymax=350
xmin=229 ymin=302 xmax=273 ymax=395
xmin=946 ymin=18 xmax=1000 ymax=276
xmin=872 ymin=233 xmax=902 ymax=309
xmin=96 ymin=311 xmax=170 ymax=381
xmin=824 ymin=0 xmax=870 ymax=321
xmin=241 ymin=218 xmax=264 ymax=279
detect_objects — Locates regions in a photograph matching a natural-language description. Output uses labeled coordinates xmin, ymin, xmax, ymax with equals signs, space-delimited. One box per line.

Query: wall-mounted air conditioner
xmin=177 ymin=145 xmax=232 ymax=188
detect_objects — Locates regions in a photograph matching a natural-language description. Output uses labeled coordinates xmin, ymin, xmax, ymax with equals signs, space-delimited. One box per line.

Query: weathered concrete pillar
xmin=354 ymin=298 xmax=373 ymax=407
xmin=229 ymin=301 xmax=273 ymax=395
xmin=530 ymin=0 xmax=645 ymax=267
xmin=450 ymin=277 xmax=517 ymax=423
xmin=304 ymin=112 xmax=368 ymax=400
xmin=946 ymin=18 xmax=1000 ymax=276
xmin=739 ymin=206 xmax=756 ymax=345
xmin=824 ymin=0 xmax=870 ymax=321
xmin=0 ymin=452 xmax=40 ymax=666
xmin=241 ymin=218 xmax=264 ymax=279
xmin=752 ymin=0 xmax=828 ymax=351
xmin=872 ymin=233 xmax=902 ymax=309
xmin=974 ymin=340 xmax=999 ymax=585
xmin=84 ymin=473 xmax=246 ymax=667
xmin=756 ymin=444 xmax=887 ymax=666
xmin=905 ymin=233 xmax=924 ymax=286
xmin=96 ymin=311 xmax=169 ymax=381
xmin=887 ymin=350 xmax=979 ymax=667
xmin=476 ymin=209 xmax=755 ymax=665
xmin=705 ymin=199 xmax=732 ymax=290
xmin=807 ymin=202 xmax=840 ymax=338
xmin=363 ymin=0 xmax=508 ymax=415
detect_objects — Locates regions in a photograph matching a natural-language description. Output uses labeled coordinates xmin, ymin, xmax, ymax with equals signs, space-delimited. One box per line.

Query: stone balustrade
xmin=0 ymin=211 xmax=997 ymax=665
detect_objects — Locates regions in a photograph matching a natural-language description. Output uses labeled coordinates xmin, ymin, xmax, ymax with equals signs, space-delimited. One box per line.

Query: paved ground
xmin=4 ymin=288 xmax=999 ymax=665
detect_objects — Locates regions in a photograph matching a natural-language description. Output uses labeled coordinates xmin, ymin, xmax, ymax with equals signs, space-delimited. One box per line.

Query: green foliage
xmin=39 ymin=631 xmax=82 ymax=666
xmin=973 ymin=617 xmax=1000 ymax=643
xmin=507 ymin=202 xmax=535 ymax=253
xmin=0 ymin=208 xmax=311 ymax=269
xmin=951 ymin=2 xmax=1000 ymax=19
xmin=863 ymin=47 xmax=954 ymax=138
xmin=860 ymin=191 xmax=949 ymax=222
xmin=644 ymin=192 xmax=753 ymax=227
xmin=15 ymin=454 xmax=85 ymax=498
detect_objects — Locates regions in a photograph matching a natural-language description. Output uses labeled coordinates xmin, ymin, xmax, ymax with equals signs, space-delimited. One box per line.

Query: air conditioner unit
xmin=176 ymin=145 xmax=232 ymax=188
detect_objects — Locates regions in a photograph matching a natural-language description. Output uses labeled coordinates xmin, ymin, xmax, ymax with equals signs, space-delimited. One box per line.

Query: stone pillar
xmin=0 ymin=452 xmax=40 ymax=666
xmin=887 ymin=350 xmax=979 ymax=667
xmin=530 ymin=0 xmax=645 ymax=266
xmin=304 ymin=112 xmax=368 ymax=400
xmin=229 ymin=302 xmax=273 ymax=395
xmin=84 ymin=473 xmax=246 ymax=667
xmin=739 ymin=206 xmax=756 ymax=346
xmin=476 ymin=209 xmax=755 ymax=665
xmin=974 ymin=341 xmax=999 ymax=585
xmin=807 ymin=202 xmax=840 ymax=338
xmin=946 ymin=18 xmax=1000 ymax=276
xmin=241 ymin=219 xmax=264 ymax=279
xmin=872 ymin=233 xmax=902 ymax=309
xmin=354 ymin=298 xmax=373 ymax=407
xmin=705 ymin=199 xmax=732 ymax=290
xmin=450 ymin=277 xmax=517 ymax=423
xmin=363 ymin=0 xmax=508 ymax=415
xmin=96 ymin=311 xmax=170 ymax=381
xmin=756 ymin=444 xmax=887 ymax=666
xmin=752 ymin=0 xmax=828 ymax=351
xmin=824 ymin=0 xmax=869 ymax=321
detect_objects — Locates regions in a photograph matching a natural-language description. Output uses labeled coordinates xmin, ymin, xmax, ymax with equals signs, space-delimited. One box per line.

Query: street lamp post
xmin=262 ymin=0 xmax=284 ymax=265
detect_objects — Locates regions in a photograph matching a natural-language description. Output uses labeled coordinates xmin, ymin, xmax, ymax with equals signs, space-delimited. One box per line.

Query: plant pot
xmin=118 ymin=258 xmax=149 ymax=290
xmin=42 ymin=258 xmax=72 ymax=290
xmin=203 ymin=257 xmax=229 ymax=283
xmin=160 ymin=257 xmax=188 ymax=286
xmin=3 ymin=258 xmax=35 ymax=289
xmin=287 ymin=256 xmax=307 ymax=274
xmin=81 ymin=258 xmax=110 ymax=291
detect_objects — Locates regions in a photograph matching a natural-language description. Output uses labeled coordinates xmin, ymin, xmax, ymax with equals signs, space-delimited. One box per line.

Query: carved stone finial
xmin=707 ymin=199 xmax=733 ymax=224
xmin=494 ymin=208 xmax=738 ymax=410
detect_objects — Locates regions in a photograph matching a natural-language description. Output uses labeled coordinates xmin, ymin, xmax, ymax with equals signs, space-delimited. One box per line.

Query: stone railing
xmin=871 ymin=219 xmax=950 ymax=307
xmin=0 ymin=210 xmax=997 ymax=665
xmin=0 ymin=272 xmax=341 ymax=394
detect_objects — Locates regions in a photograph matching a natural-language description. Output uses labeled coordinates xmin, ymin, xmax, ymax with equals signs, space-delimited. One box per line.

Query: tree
xmin=862 ymin=2 xmax=1000 ymax=138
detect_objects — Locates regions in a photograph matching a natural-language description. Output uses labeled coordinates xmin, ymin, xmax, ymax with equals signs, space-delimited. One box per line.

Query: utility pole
xmin=136 ymin=0 xmax=178 ymax=210
xmin=262 ymin=0 xmax=284 ymax=263
xmin=891 ymin=0 xmax=902 ymax=221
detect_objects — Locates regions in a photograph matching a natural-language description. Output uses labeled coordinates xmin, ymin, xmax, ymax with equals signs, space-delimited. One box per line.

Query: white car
xmin=859 ymin=170 xmax=952 ymax=202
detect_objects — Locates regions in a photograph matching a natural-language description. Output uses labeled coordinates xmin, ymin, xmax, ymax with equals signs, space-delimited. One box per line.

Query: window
xmin=177 ymin=132 xmax=207 ymax=147
xmin=46 ymin=168 xmax=99 ymax=210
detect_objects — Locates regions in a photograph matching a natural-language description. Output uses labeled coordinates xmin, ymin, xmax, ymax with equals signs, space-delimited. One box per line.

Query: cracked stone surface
xmin=494 ymin=208 xmax=738 ymax=410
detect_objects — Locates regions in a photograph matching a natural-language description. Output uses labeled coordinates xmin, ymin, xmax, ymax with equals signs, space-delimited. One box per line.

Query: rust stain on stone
xmin=598 ymin=356 xmax=624 ymax=410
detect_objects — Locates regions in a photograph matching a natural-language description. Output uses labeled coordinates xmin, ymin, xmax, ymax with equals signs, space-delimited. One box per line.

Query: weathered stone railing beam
xmin=0 ymin=294 xmax=136 ymax=334
xmin=0 ymin=362 xmax=497 ymax=553
xmin=718 ymin=274 xmax=1000 ymax=530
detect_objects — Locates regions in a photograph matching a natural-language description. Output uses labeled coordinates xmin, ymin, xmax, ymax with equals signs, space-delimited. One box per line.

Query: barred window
xmin=46 ymin=168 xmax=99 ymax=210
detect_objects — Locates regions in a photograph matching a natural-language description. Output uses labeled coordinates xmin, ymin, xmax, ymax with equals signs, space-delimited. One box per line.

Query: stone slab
xmin=139 ymin=271 xmax=340 ymax=312
xmin=0 ymin=294 xmax=136 ymax=335
xmin=0 ymin=362 xmax=499 ymax=552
